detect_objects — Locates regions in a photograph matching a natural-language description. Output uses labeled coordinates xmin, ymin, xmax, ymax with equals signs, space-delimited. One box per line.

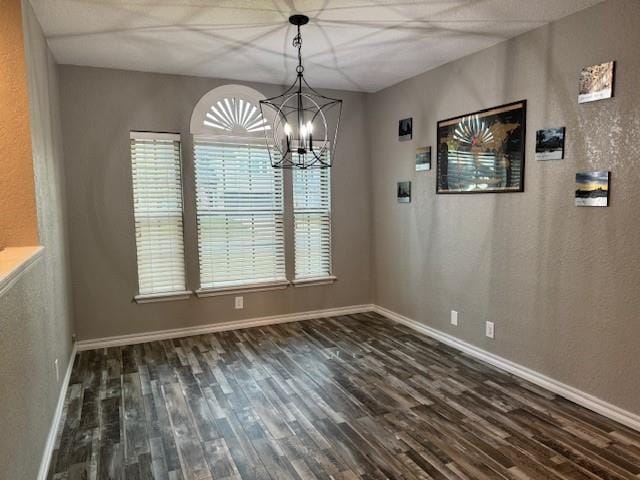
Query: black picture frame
xmin=535 ymin=127 xmax=566 ymax=161
xmin=436 ymin=100 xmax=527 ymax=194
xmin=397 ymin=181 xmax=411 ymax=203
xmin=399 ymin=118 xmax=413 ymax=141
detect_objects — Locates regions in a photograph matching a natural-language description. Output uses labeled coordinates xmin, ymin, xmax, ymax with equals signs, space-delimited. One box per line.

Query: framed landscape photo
xmin=578 ymin=61 xmax=615 ymax=104
xmin=575 ymin=171 xmax=610 ymax=207
xmin=416 ymin=146 xmax=431 ymax=171
xmin=436 ymin=100 xmax=526 ymax=194
xmin=399 ymin=117 xmax=413 ymax=141
xmin=536 ymin=127 xmax=565 ymax=160
xmin=397 ymin=181 xmax=411 ymax=203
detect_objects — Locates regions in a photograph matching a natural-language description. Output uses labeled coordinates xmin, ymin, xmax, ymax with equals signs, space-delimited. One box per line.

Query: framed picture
xmin=536 ymin=127 xmax=565 ymax=160
xmin=399 ymin=118 xmax=412 ymax=141
xmin=575 ymin=171 xmax=610 ymax=207
xmin=397 ymin=181 xmax=411 ymax=203
xmin=416 ymin=146 xmax=431 ymax=171
xmin=436 ymin=100 xmax=526 ymax=194
xmin=579 ymin=61 xmax=615 ymax=104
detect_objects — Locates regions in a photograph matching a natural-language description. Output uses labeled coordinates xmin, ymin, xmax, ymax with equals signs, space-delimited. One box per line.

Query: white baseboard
xmin=37 ymin=344 xmax=77 ymax=480
xmin=372 ymin=305 xmax=640 ymax=433
xmin=76 ymin=304 xmax=375 ymax=351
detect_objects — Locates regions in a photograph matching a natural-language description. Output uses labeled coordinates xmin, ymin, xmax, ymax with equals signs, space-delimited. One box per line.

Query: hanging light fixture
xmin=260 ymin=14 xmax=343 ymax=169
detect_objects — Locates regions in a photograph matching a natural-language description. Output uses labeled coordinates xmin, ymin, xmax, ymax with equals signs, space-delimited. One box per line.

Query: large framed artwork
xmin=437 ymin=100 xmax=526 ymax=194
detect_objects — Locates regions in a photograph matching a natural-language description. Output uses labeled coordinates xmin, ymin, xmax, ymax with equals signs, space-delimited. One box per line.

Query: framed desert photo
xmin=536 ymin=127 xmax=565 ymax=160
xmin=575 ymin=171 xmax=610 ymax=207
xmin=579 ymin=61 xmax=615 ymax=104
xmin=436 ymin=100 xmax=526 ymax=194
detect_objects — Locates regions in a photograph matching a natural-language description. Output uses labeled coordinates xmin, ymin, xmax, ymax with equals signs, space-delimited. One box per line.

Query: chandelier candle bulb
xmin=284 ymin=123 xmax=292 ymax=150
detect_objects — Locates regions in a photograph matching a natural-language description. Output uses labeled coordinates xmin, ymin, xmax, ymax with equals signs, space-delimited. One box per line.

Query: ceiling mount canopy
xmin=259 ymin=14 xmax=343 ymax=169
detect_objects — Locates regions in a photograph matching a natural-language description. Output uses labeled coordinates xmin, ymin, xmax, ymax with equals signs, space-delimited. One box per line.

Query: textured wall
xmin=0 ymin=2 xmax=75 ymax=478
xmin=367 ymin=0 xmax=640 ymax=415
xmin=58 ymin=66 xmax=372 ymax=340
xmin=0 ymin=0 xmax=38 ymax=247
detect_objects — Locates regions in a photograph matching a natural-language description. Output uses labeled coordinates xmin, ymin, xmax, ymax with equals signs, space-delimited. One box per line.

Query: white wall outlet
xmin=486 ymin=321 xmax=495 ymax=339
xmin=234 ymin=296 xmax=244 ymax=310
xmin=451 ymin=310 xmax=458 ymax=326
xmin=54 ymin=358 xmax=60 ymax=383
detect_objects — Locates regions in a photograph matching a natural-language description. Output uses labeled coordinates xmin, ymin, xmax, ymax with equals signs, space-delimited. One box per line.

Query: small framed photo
xmin=579 ymin=61 xmax=615 ymax=104
xmin=575 ymin=171 xmax=610 ymax=207
xmin=399 ymin=117 xmax=413 ymax=141
xmin=397 ymin=181 xmax=411 ymax=203
xmin=535 ymin=127 xmax=565 ymax=160
xmin=416 ymin=146 xmax=431 ymax=171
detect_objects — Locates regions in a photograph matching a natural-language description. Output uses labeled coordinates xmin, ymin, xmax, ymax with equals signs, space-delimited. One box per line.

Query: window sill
xmin=134 ymin=290 xmax=193 ymax=304
xmin=292 ymin=276 xmax=337 ymax=287
xmin=196 ymin=280 xmax=290 ymax=297
xmin=0 ymin=246 xmax=45 ymax=296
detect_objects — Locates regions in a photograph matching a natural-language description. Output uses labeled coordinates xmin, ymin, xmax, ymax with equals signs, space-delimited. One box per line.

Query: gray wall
xmin=367 ymin=0 xmax=640 ymax=415
xmin=0 ymin=2 xmax=74 ymax=478
xmin=58 ymin=66 xmax=372 ymax=340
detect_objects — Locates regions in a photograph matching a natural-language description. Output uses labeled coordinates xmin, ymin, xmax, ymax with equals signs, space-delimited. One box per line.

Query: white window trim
xmin=292 ymin=275 xmax=337 ymax=288
xmin=134 ymin=290 xmax=193 ymax=304
xmin=129 ymin=131 xmax=180 ymax=142
xmin=196 ymin=279 xmax=290 ymax=298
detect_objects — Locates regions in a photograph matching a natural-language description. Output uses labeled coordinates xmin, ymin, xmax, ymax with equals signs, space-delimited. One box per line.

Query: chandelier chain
xmin=293 ymin=25 xmax=304 ymax=75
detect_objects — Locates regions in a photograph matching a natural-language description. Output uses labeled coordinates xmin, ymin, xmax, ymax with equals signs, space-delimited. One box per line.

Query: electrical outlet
xmin=234 ymin=296 xmax=244 ymax=310
xmin=486 ymin=321 xmax=495 ymax=339
xmin=54 ymin=358 xmax=60 ymax=383
xmin=451 ymin=310 xmax=458 ymax=326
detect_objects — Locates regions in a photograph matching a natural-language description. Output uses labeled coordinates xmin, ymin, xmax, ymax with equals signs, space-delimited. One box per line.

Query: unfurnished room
xmin=1 ymin=0 xmax=640 ymax=479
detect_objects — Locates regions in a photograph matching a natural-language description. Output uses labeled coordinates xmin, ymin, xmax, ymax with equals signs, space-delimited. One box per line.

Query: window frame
xmin=129 ymin=131 xmax=191 ymax=303
xmin=291 ymin=151 xmax=336 ymax=286
xmin=190 ymin=86 xmax=289 ymax=295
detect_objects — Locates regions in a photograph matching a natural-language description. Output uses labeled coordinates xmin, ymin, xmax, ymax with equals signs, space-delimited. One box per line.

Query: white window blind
xmin=130 ymin=132 xmax=186 ymax=296
xmin=293 ymin=163 xmax=332 ymax=280
xmin=194 ymin=138 xmax=286 ymax=289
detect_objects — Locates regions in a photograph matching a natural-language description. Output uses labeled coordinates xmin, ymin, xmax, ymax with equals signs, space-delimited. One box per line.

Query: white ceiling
xmin=29 ymin=0 xmax=603 ymax=92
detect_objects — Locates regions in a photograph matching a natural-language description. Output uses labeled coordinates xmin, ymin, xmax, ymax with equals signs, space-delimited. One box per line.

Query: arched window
xmin=191 ymin=85 xmax=287 ymax=292
xmin=190 ymin=85 xmax=272 ymax=137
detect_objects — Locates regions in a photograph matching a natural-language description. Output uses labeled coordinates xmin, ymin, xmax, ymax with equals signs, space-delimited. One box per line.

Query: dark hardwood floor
xmin=48 ymin=312 xmax=640 ymax=480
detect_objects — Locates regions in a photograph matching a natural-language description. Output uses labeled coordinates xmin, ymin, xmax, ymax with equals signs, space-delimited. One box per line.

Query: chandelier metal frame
xmin=259 ymin=14 xmax=343 ymax=169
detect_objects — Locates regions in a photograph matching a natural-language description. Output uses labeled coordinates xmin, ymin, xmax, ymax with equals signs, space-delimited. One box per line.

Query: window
xmin=130 ymin=132 xmax=188 ymax=299
xmin=194 ymin=139 xmax=286 ymax=290
xmin=190 ymin=85 xmax=335 ymax=293
xmin=293 ymin=160 xmax=333 ymax=281
xmin=191 ymin=86 xmax=286 ymax=293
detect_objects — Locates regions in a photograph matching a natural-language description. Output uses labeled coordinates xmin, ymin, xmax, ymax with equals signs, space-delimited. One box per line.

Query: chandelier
xmin=259 ymin=14 xmax=343 ymax=169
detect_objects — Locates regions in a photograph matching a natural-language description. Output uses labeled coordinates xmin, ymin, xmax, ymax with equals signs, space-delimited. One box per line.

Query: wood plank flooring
xmin=47 ymin=312 xmax=640 ymax=479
